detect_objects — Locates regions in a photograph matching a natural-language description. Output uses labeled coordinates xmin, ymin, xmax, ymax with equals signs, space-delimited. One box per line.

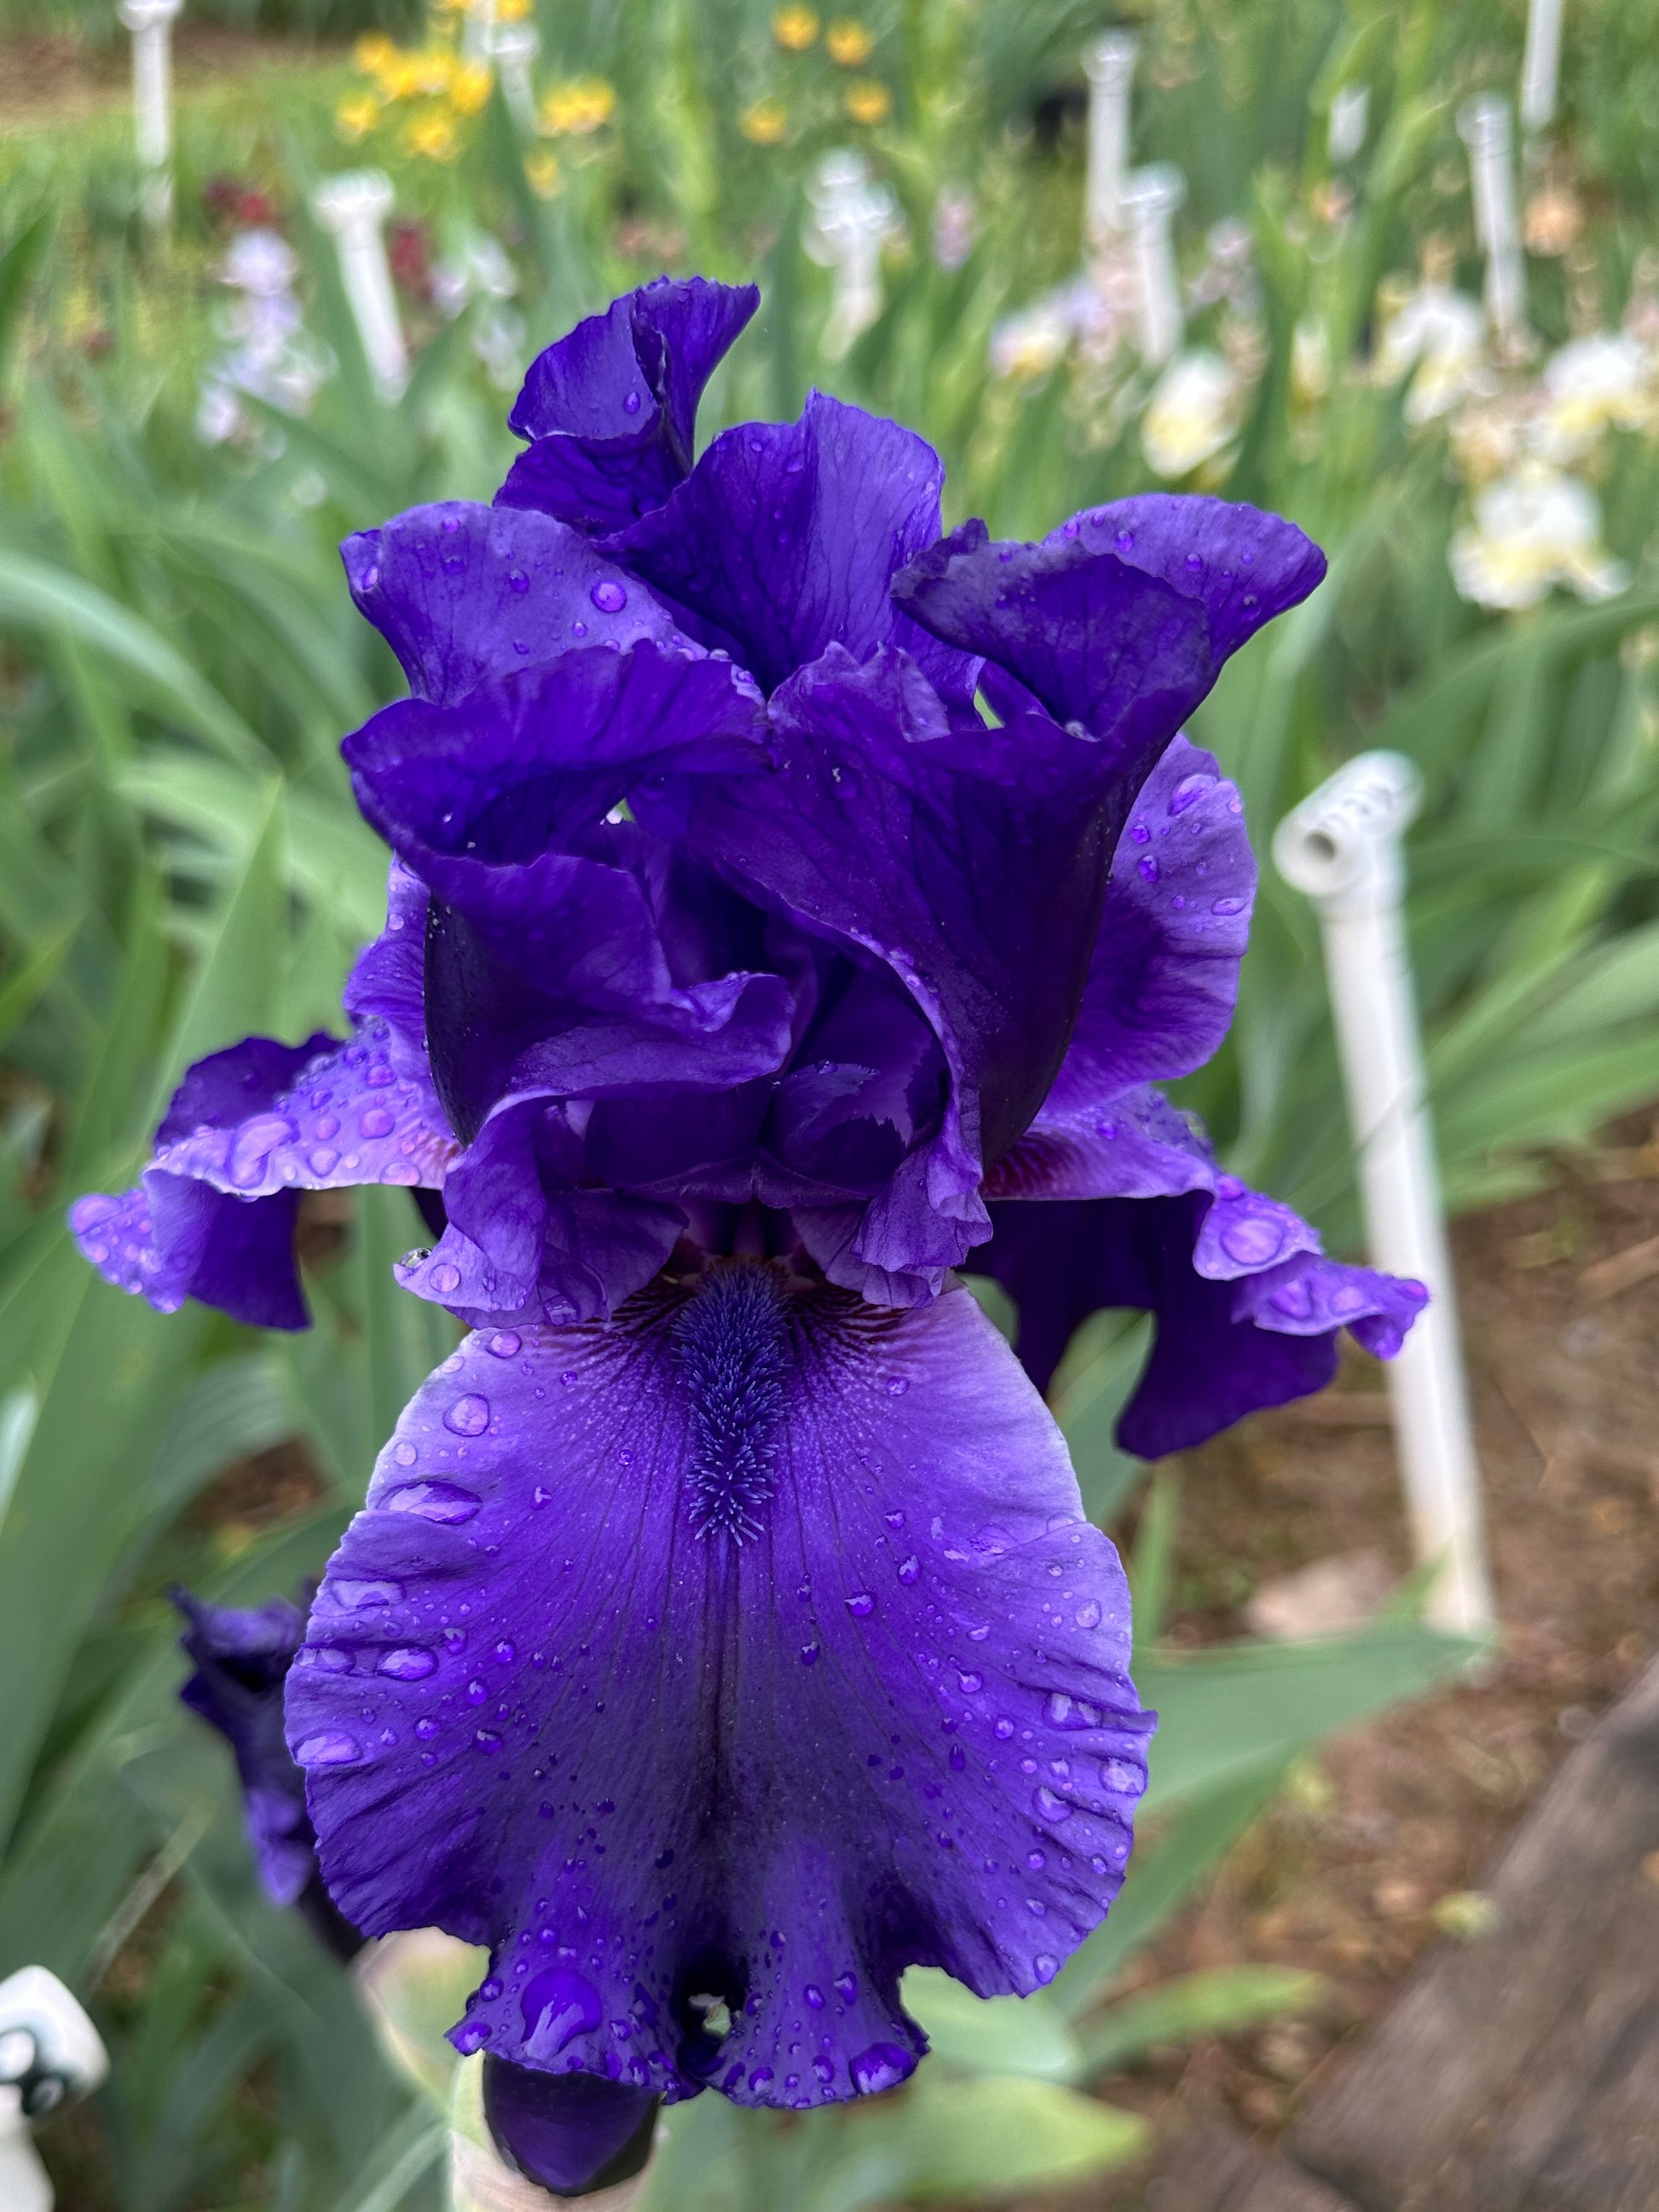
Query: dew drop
xmin=845 ymin=1592 xmax=875 ymax=1618
xmin=295 ymin=1731 xmax=361 ymax=1766
xmin=1137 ymin=856 xmax=1159 ymax=884
xmin=488 ymin=1330 xmax=523 ymax=1359
xmin=1034 ymin=1954 xmax=1059 ymax=1984
xmin=520 ymin=1968 xmax=602 ymax=2059
xmin=384 ymin=1480 xmax=481 ymax=1524
xmin=800 ymin=1642 xmax=821 ymax=1666
xmin=957 ymin=1670 xmax=984 ymax=1694
xmin=835 ymin=1972 xmax=858 ymax=2002
xmin=851 ymin=2043 xmax=911 ymax=2095
xmin=378 ymin=1646 xmax=437 ymax=1681
xmin=590 ymin=577 xmax=628 ymax=614
xmin=1034 ymin=1786 xmax=1073 ymax=1822
xmin=1211 ymin=894 xmax=1247 ymax=915
xmin=309 ymin=1146 xmax=339 ymax=1175
xmin=1219 ymin=1215 xmax=1284 ymax=1266
xmin=1075 ymin=1600 xmax=1102 ymax=1629
xmin=622 ymin=390 xmax=643 ymax=415
xmin=359 ymin=1106 xmax=395 ymax=1139
xmin=392 ymin=1441 xmax=418 ymax=1467
xmin=228 ymin=1113 xmax=292 ymax=1188
xmin=444 ymin=1393 xmax=491 ymax=1436
xmin=898 ymin=1556 xmax=921 ymax=1585
xmin=415 ymin=1716 xmax=440 ymax=1740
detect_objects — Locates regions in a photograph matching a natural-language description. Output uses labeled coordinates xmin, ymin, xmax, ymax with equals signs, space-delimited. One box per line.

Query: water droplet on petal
xmin=520 ymin=1968 xmax=602 ymax=2059
xmin=1219 ymin=1214 xmax=1284 ymax=1267
xmin=846 ymin=1592 xmax=874 ymax=1618
xmin=590 ymin=577 xmax=628 ymax=614
xmin=1035 ymin=1786 xmax=1073 ymax=1822
xmin=228 ymin=1113 xmax=293 ymax=1188
xmin=384 ymin=1480 xmax=482 ymax=1523
xmin=488 ymin=1330 xmax=522 ymax=1358
xmin=429 ymin=1261 xmax=463 ymax=1296
xmin=898 ymin=1556 xmax=920 ymax=1585
xmin=378 ymin=1646 xmax=437 ymax=1680
xmin=1138 ymin=856 xmax=1160 ymax=884
xmin=296 ymin=1731 xmax=361 ymax=1766
xmin=1075 ymin=1600 xmax=1102 ymax=1629
xmin=1211 ymin=894 xmax=1247 ymax=915
xmin=1034 ymin=1953 xmax=1059 ymax=1983
xmin=851 ymin=2043 xmax=911 ymax=2095
xmin=622 ymin=390 xmax=643 ymax=415
xmin=957 ymin=1670 xmax=984 ymax=1694
xmin=444 ymin=1393 xmax=490 ymax=1436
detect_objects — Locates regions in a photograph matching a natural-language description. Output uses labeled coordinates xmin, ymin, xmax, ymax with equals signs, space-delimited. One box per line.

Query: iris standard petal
xmin=667 ymin=646 xmax=1129 ymax=1296
xmin=344 ymin=644 xmax=768 ymax=915
xmin=342 ymin=502 xmax=687 ymax=707
xmin=287 ymin=1269 xmax=1150 ymax=2109
xmin=1046 ymin=735 xmax=1254 ymax=1105
xmin=500 ymin=278 xmax=760 ymax=534
xmin=1044 ymin=494 xmax=1329 ymax=662
xmin=605 ymin=393 xmax=957 ymax=695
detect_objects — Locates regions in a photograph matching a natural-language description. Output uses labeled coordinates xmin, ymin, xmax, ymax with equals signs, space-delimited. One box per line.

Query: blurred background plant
xmin=1 ymin=0 xmax=1656 ymax=2203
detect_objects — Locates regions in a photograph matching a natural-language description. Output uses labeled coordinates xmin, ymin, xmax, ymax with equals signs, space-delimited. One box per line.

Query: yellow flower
xmin=405 ymin=108 xmax=461 ymax=163
xmin=539 ymin=76 xmax=618 ymax=136
xmin=354 ymin=32 xmax=397 ymax=75
xmin=411 ymin=45 xmax=458 ymax=96
xmin=843 ymin=78 xmax=890 ymax=124
xmin=825 ymin=17 xmax=875 ymax=64
xmin=740 ymin=97 xmax=789 ymax=144
xmin=451 ymin=61 xmax=493 ymax=116
xmin=495 ymin=0 xmax=535 ymax=17
xmin=336 ymin=92 xmax=380 ymax=141
xmin=772 ymin=4 xmax=820 ymax=48
xmin=524 ymin=147 xmax=564 ymax=199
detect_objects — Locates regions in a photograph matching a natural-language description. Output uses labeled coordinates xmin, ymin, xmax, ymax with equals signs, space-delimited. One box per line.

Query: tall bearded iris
xmin=73 ymin=280 xmax=1424 ymax=2127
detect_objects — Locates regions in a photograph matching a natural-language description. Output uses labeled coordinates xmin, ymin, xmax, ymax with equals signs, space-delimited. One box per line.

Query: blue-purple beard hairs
xmin=673 ymin=1262 xmax=789 ymax=1547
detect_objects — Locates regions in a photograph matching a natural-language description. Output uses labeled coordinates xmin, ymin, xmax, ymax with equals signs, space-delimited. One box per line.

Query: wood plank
xmin=1286 ymin=1654 xmax=1659 ymax=2210
xmin=1146 ymin=2119 xmax=1360 ymax=2212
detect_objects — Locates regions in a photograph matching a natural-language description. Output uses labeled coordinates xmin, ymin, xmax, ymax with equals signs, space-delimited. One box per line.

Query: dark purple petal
xmin=892 ymin=499 xmax=1325 ymax=801
xmin=1044 ymin=736 xmax=1254 ymax=1106
xmin=287 ymin=1270 xmax=1150 ymax=2109
xmin=483 ymin=2062 xmax=656 ymax=2196
xmin=177 ymin=1591 xmax=315 ymax=1907
xmin=397 ymin=1096 xmax=688 ymax=1325
xmin=343 ymin=644 xmax=767 ymax=919
xmin=341 ymin=860 xmax=430 ymax=1065
xmin=500 ymin=279 xmax=760 ymax=534
xmin=1046 ymin=494 xmax=1329 ymax=662
xmin=663 ymin=647 xmax=1130 ymax=1298
xmin=969 ymin=1164 xmax=1426 ymax=1454
xmin=605 ymin=393 xmax=967 ymax=696
xmin=342 ymin=503 xmax=685 ymax=708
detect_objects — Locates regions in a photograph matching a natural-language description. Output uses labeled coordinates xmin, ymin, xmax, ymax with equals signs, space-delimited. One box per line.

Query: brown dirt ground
xmin=1024 ymin=1113 xmax=1659 ymax=2209
xmin=0 ymin=25 xmax=345 ymax=128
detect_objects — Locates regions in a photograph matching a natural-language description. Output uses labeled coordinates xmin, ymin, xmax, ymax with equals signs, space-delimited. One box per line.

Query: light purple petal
xmin=342 ymin=503 xmax=685 ymax=707
xmin=287 ymin=1273 xmax=1150 ymax=2109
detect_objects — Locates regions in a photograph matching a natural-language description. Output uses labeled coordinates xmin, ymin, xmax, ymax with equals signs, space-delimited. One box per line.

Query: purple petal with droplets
xmin=288 ymin=1273 xmax=1149 ymax=2109
xmin=176 ymin=1591 xmax=315 ymax=1907
xmin=605 ymin=393 xmax=970 ymax=697
xmin=500 ymin=279 xmax=760 ymax=534
xmin=342 ymin=502 xmax=684 ymax=708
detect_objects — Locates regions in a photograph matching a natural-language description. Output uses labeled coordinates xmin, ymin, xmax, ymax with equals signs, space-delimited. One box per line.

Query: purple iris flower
xmin=73 ymin=276 xmax=1423 ymax=2121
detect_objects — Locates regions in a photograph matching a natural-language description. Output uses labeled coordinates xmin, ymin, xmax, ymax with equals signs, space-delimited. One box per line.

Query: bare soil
xmin=0 ymin=26 xmax=344 ymax=128
xmin=1032 ymin=1116 xmax=1659 ymax=2207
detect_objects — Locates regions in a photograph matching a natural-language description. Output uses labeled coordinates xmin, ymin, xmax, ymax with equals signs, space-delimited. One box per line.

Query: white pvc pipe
xmin=1520 ymin=0 xmax=1566 ymax=134
xmin=1273 ymin=754 xmax=1496 ymax=1640
xmin=118 ymin=0 xmax=183 ymax=227
xmin=313 ymin=170 xmax=408 ymax=402
xmin=1082 ymin=31 xmax=1138 ymax=246
xmin=0 ymin=1967 xmax=109 ymax=2212
xmin=1458 ymin=95 xmax=1528 ymax=349
xmin=1121 ymin=163 xmax=1185 ymax=366
xmin=488 ymin=20 xmax=541 ymax=135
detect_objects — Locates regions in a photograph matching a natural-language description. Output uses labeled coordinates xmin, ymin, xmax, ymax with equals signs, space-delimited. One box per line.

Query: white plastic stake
xmin=1082 ymin=31 xmax=1138 ymax=246
xmin=488 ymin=19 xmax=541 ymax=135
xmin=1121 ymin=163 xmax=1186 ymax=366
xmin=1274 ymin=754 xmax=1495 ymax=1639
xmin=118 ymin=0 xmax=183 ymax=228
xmin=313 ymin=170 xmax=408 ymax=402
xmin=1327 ymin=83 xmax=1370 ymax=165
xmin=1520 ymin=0 xmax=1566 ymax=134
xmin=0 ymin=1966 xmax=109 ymax=2212
xmin=1458 ymin=95 xmax=1528 ymax=349
xmin=804 ymin=150 xmax=899 ymax=360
